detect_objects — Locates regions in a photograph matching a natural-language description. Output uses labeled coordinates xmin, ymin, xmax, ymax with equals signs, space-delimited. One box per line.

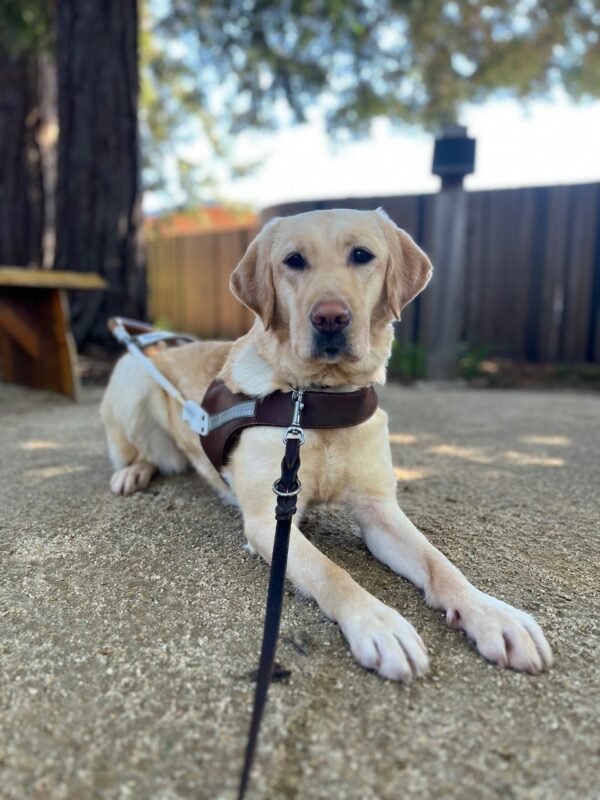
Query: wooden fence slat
xmin=147 ymin=226 xmax=256 ymax=340
xmin=561 ymin=184 xmax=598 ymax=360
xmin=587 ymin=186 xmax=600 ymax=362
xmin=538 ymin=186 xmax=570 ymax=361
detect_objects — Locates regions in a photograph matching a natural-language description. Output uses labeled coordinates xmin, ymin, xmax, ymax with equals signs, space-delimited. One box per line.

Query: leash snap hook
xmin=283 ymin=387 xmax=305 ymax=444
xmin=283 ymin=425 xmax=305 ymax=444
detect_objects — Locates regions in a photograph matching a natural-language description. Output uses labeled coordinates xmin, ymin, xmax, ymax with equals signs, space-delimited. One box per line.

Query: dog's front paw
xmin=448 ymin=589 xmax=553 ymax=673
xmin=110 ymin=461 xmax=156 ymax=496
xmin=338 ymin=594 xmax=429 ymax=683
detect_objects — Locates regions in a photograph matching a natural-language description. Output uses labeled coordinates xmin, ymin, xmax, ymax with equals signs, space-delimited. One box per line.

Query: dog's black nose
xmin=310 ymin=300 xmax=351 ymax=334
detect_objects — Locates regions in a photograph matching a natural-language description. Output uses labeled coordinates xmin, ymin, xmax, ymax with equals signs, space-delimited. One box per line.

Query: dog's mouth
xmin=311 ymin=331 xmax=353 ymax=361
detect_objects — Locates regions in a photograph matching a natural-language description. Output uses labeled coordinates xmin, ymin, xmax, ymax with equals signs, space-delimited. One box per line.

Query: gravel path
xmin=1 ymin=381 xmax=599 ymax=800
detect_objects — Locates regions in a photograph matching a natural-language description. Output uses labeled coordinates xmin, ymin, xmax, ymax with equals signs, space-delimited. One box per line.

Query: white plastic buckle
xmin=182 ymin=400 xmax=210 ymax=436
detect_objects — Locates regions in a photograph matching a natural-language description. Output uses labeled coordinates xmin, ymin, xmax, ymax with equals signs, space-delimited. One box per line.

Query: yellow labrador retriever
xmin=101 ymin=208 xmax=552 ymax=681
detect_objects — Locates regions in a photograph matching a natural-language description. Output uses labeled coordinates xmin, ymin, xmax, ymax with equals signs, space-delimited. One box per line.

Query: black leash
xmin=238 ymin=390 xmax=305 ymax=800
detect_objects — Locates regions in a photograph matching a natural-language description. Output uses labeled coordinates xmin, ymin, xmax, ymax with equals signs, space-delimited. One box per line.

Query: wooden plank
xmin=239 ymin=227 xmax=258 ymax=331
xmin=415 ymin=195 xmax=436 ymax=351
xmin=0 ymin=268 xmax=106 ymax=290
xmin=490 ymin=189 xmax=510 ymax=354
xmin=146 ymin=236 xmax=160 ymax=323
xmin=216 ymin=227 xmax=246 ymax=339
xmin=525 ymin=188 xmax=550 ymax=360
xmin=561 ymin=184 xmax=598 ymax=360
xmin=213 ymin=231 xmax=231 ymax=338
xmin=504 ymin=189 xmax=539 ymax=360
xmin=488 ymin=188 xmax=511 ymax=354
xmin=538 ymin=186 xmax=570 ymax=361
xmin=48 ymin=289 xmax=79 ymax=398
xmin=180 ymin=235 xmax=196 ymax=333
xmin=587 ymin=186 xmax=600 ymax=361
xmin=186 ymin=233 xmax=214 ymax=339
xmin=0 ymin=299 xmax=42 ymax=357
xmin=0 ymin=287 xmax=78 ymax=398
xmin=464 ymin=190 xmax=485 ymax=346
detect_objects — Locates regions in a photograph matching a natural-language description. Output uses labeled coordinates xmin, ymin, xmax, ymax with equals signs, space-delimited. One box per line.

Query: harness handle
xmin=108 ymin=317 xmax=209 ymax=433
xmin=108 ymin=316 xmax=156 ymax=337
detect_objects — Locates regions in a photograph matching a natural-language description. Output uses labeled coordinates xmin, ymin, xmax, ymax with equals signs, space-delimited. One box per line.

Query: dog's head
xmin=230 ymin=208 xmax=432 ymax=381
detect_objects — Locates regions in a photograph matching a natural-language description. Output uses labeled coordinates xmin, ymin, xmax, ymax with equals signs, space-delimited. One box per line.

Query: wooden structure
xmin=147 ymin=226 xmax=257 ymax=339
xmin=145 ymin=182 xmax=600 ymax=367
xmin=0 ymin=268 xmax=106 ymax=398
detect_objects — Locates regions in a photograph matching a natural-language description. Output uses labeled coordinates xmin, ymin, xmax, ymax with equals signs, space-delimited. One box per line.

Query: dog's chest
xmin=302 ymin=424 xmax=377 ymax=503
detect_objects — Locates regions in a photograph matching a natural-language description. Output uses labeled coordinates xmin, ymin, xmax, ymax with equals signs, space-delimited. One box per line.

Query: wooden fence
xmin=147 ymin=182 xmax=600 ymax=363
xmin=265 ymin=182 xmax=600 ymax=364
xmin=147 ymin=226 xmax=257 ymax=339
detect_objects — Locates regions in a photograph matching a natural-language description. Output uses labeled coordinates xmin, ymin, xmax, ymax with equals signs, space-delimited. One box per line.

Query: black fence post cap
xmin=432 ymin=124 xmax=476 ymax=188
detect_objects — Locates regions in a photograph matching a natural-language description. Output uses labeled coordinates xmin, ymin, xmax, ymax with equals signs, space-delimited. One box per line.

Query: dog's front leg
xmin=352 ymin=497 xmax=553 ymax=673
xmin=239 ymin=507 xmax=429 ymax=683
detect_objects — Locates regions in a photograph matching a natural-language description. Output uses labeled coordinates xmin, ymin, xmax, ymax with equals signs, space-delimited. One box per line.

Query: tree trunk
xmin=38 ymin=52 xmax=59 ymax=268
xmin=0 ymin=46 xmax=44 ymax=267
xmin=55 ymin=0 xmax=144 ymax=347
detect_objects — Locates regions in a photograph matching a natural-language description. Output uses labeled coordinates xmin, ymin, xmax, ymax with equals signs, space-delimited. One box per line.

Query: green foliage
xmin=153 ymin=316 xmax=175 ymax=331
xmin=457 ymin=342 xmax=492 ymax=379
xmin=141 ymin=0 xmax=600 ymax=202
xmin=387 ymin=339 xmax=427 ymax=381
xmin=0 ymin=0 xmax=53 ymax=55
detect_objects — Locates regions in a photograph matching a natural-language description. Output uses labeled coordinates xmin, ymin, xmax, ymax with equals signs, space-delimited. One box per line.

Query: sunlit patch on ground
xmin=389 ymin=433 xmax=419 ymax=445
xmin=394 ymin=467 xmax=431 ymax=482
xmin=519 ymin=435 xmax=570 ymax=446
xmin=426 ymin=442 xmax=565 ymax=468
xmin=503 ymin=451 xmax=564 ymax=467
xmin=20 ymin=440 xmax=61 ymax=451
xmin=427 ymin=444 xmax=495 ymax=464
xmin=23 ymin=465 xmax=89 ymax=481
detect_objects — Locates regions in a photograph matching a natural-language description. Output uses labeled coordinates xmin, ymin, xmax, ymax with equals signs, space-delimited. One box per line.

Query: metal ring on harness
xmin=282 ymin=425 xmax=305 ymax=444
xmin=272 ymin=478 xmax=302 ymax=497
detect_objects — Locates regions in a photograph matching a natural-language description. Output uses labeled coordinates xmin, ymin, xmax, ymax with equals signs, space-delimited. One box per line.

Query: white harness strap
xmin=110 ymin=320 xmax=210 ymax=436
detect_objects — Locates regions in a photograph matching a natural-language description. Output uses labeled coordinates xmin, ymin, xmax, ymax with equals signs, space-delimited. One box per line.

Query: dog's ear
xmin=376 ymin=208 xmax=433 ymax=320
xmin=230 ymin=218 xmax=282 ymax=330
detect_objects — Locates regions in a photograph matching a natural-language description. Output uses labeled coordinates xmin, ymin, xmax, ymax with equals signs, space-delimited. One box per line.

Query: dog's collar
xmin=199 ymin=378 xmax=378 ymax=473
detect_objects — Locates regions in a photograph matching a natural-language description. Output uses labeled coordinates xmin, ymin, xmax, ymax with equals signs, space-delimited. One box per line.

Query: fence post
xmin=427 ymin=125 xmax=476 ymax=379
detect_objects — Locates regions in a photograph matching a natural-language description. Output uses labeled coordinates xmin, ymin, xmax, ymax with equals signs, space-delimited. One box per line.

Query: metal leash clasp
xmin=283 ymin=387 xmax=305 ymax=444
xmin=272 ymin=388 xmax=305 ymax=498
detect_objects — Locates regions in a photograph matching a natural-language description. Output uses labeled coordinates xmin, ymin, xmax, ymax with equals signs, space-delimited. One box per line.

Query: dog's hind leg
xmin=100 ymin=355 xmax=188 ymax=496
xmin=100 ymin=396 xmax=155 ymax=496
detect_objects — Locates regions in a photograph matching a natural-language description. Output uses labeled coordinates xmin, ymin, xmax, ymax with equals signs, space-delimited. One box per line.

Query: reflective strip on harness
xmin=209 ymin=401 xmax=257 ymax=431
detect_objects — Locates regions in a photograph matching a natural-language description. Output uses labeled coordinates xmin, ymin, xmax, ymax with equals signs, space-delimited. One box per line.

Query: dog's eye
xmin=350 ymin=247 xmax=374 ymax=265
xmin=283 ymin=252 xmax=306 ymax=270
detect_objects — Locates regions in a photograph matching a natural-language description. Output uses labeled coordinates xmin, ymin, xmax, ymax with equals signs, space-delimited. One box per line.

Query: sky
xmin=144 ymin=93 xmax=600 ymax=212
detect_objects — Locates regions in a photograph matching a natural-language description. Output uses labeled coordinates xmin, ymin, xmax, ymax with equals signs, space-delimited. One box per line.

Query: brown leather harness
xmin=108 ymin=318 xmax=379 ymax=798
xmin=200 ymin=378 xmax=378 ymax=474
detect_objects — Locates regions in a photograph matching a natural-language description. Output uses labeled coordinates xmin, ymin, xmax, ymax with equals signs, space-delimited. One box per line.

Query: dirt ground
xmin=1 ymin=380 xmax=599 ymax=800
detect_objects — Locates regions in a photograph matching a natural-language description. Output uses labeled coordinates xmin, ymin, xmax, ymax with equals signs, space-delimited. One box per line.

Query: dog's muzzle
xmin=310 ymin=300 xmax=352 ymax=359
xmin=311 ymin=330 xmax=350 ymax=359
